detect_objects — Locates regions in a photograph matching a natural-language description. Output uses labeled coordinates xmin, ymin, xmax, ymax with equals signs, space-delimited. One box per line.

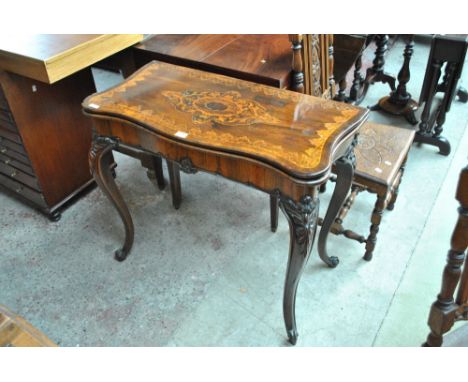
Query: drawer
xmin=0 ymin=143 xmax=31 ymax=166
xmin=0 ymin=126 xmax=22 ymax=144
xmin=0 ymin=172 xmax=47 ymax=209
xmin=0 ymin=136 xmax=27 ymax=157
xmin=0 ymin=152 xmax=35 ymax=176
xmin=0 ymin=110 xmax=17 ymax=133
xmin=0 ymin=161 xmax=41 ymax=191
xmin=0 ymin=85 xmax=8 ymax=111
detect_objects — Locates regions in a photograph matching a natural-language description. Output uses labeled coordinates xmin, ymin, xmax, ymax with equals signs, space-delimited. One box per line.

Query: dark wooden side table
xmin=83 ymin=61 xmax=368 ymax=345
xmin=415 ymin=35 xmax=468 ymax=156
xmin=423 ymin=164 xmax=468 ymax=346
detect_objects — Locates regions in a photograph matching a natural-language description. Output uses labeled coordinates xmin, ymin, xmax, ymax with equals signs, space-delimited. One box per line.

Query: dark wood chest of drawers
xmin=0 ymin=69 xmax=96 ymax=220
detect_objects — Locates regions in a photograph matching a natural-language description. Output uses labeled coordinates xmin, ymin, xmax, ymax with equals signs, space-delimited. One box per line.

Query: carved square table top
xmin=83 ymin=61 xmax=368 ymax=182
xmin=354 ymin=122 xmax=415 ymax=188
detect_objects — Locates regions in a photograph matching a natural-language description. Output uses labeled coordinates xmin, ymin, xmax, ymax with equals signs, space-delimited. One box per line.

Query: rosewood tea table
xmin=83 ymin=61 xmax=368 ymax=345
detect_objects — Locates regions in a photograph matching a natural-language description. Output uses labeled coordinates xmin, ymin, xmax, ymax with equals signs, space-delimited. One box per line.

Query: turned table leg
xmin=279 ymin=193 xmax=319 ymax=345
xmin=423 ymin=165 xmax=468 ymax=347
xmin=140 ymin=154 xmax=165 ymax=190
xmin=364 ymin=193 xmax=387 ymax=261
xmin=89 ymin=136 xmax=134 ymax=261
xmin=372 ymin=35 xmax=419 ymax=125
xmin=317 ymin=151 xmax=355 ymax=268
xmin=349 ymin=50 xmax=364 ymax=104
xmin=270 ymin=193 xmax=279 ymax=232
xmin=360 ymin=35 xmax=396 ymax=103
xmin=387 ymin=157 xmax=407 ymax=211
xmin=167 ymin=160 xmax=182 ymax=210
xmin=430 ymin=62 xmax=457 ymax=155
xmin=414 ymin=58 xmax=452 ymax=156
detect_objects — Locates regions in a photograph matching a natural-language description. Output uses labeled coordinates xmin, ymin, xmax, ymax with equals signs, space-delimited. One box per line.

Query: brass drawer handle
xmin=10 ymin=170 xmax=17 ymax=177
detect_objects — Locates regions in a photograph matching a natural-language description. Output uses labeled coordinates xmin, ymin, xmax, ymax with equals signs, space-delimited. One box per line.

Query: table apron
xmin=92 ymin=118 xmax=354 ymax=202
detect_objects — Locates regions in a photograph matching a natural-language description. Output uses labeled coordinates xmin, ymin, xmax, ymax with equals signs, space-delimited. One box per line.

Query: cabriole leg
xmin=89 ymin=137 xmax=134 ymax=261
xmin=318 ymin=153 xmax=355 ymax=267
xmin=279 ymin=193 xmax=319 ymax=345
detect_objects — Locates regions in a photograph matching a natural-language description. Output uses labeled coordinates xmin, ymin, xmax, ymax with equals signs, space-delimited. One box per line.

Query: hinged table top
xmin=83 ymin=61 xmax=368 ymax=179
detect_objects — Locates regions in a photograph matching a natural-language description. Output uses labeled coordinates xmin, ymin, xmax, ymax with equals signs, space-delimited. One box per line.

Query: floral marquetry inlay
xmin=162 ymin=90 xmax=282 ymax=126
xmin=83 ymin=61 xmax=368 ymax=178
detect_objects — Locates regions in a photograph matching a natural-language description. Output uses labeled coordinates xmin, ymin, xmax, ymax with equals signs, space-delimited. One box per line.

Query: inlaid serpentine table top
xmin=83 ymin=61 xmax=368 ymax=181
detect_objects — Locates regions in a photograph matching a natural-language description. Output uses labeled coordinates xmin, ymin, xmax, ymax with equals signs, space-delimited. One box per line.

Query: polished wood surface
xmin=84 ymin=61 xmax=367 ymax=344
xmin=0 ymin=34 xmax=143 ymax=83
xmin=0 ymin=67 xmax=96 ymax=219
xmin=84 ymin=61 xmax=367 ymax=180
xmin=134 ymin=35 xmax=293 ymax=88
xmin=0 ymin=305 xmax=56 ymax=347
xmin=354 ymin=122 xmax=415 ymax=192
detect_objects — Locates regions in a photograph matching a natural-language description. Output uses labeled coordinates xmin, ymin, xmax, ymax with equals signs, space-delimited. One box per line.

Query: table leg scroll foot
xmin=287 ymin=329 xmax=298 ymax=345
xmin=279 ymin=193 xmax=319 ymax=346
xmin=114 ymin=248 xmax=129 ymax=262
xmin=90 ymin=136 xmax=135 ymax=261
xmin=413 ymin=133 xmax=451 ymax=156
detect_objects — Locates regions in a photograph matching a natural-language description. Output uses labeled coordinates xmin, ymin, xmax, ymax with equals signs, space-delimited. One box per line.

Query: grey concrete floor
xmin=1 ymin=38 xmax=467 ymax=346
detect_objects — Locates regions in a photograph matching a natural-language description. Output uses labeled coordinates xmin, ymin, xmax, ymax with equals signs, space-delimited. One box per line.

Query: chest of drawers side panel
xmin=0 ymin=69 xmax=96 ymax=208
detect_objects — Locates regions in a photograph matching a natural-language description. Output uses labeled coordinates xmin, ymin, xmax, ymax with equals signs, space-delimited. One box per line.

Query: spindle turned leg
xmin=140 ymin=154 xmax=165 ymax=190
xmin=167 ymin=160 xmax=182 ymax=210
xmin=430 ymin=62 xmax=456 ymax=155
xmin=349 ymin=51 xmax=364 ymax=104
xmin=279 ymin=193 xmax=319 ymax=345
xmin=359 ymin=35 xmax=396 ymax=104
xmin=372 ymin=35 xmax=418 ymax=125
xmin=89 ymin=136 xmax=134 ymax=262
xmin=334 ymin=78 xmax=348 ymax=102
xmin=270 ymin=193 xmax=279 ymax=232
xmin=414 ymin=55 xmax=453 ymax=156
xmin=363 ymin=193 xmax=387 ymax=261
xmin=318 ymin=151 xmax=355 ymax=267
xmin=387 ymin=158 xmax=407 ymax=211
xmin=423 ymin=165 xmax=468 ymax=347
